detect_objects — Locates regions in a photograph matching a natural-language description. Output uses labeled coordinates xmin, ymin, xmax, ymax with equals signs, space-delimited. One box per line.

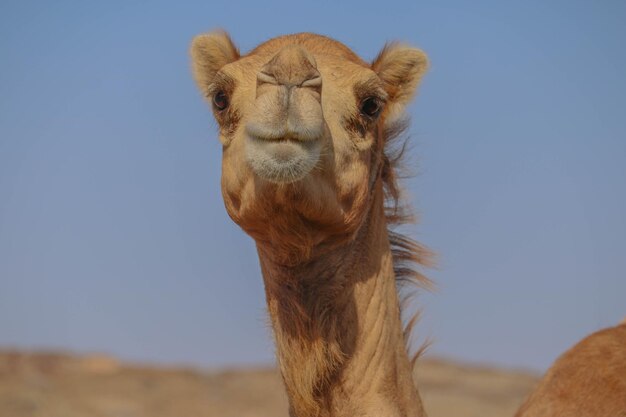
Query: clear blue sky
xmin=1 ymin=0 xmax=625 ymax=372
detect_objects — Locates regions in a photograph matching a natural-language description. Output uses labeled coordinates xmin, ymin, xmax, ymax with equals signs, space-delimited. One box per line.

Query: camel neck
xmin=256 ymin=189 xmax=426 ymax=417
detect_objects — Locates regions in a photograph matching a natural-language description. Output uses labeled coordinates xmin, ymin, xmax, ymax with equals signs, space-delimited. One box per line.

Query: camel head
xmin=191 ymin=32 xmax=428 ymax=263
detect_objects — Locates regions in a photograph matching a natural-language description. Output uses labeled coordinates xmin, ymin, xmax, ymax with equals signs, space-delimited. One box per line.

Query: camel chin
xmin=245 ymin=135 xmax=321 ymax=184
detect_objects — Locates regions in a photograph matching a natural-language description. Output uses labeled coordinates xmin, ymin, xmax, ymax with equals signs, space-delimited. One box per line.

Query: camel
xmin=515 ymin=320 xmax=626 ymax=417
xmin=190 ymin=31 xmax=431 ymax=417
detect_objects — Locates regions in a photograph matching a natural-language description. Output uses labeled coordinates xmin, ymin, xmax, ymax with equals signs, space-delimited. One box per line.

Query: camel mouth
xmin=245 ymin=135 xmax=321 ymax=184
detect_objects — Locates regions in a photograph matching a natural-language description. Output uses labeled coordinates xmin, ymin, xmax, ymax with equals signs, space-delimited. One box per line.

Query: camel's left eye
xmin=213 ymin=91 xmax=229 ymax=111
xmin=360 ymin=97 xmax=382 ymax=118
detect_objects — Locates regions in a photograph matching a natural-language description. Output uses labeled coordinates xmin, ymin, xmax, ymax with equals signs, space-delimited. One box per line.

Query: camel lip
xmin=246 ymin=135 xmax=319 ymax=161
xmin=245 ymin=134 xmax=321 ymax=156
xmin=248 ymin=135 xmax=308 ymax=144
xmin=245 ymin=119 xmax=323 ymax=144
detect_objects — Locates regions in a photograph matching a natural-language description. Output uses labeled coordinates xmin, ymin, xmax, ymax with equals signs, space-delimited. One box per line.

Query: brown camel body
xmin=516 ymin=322 xmax=626 ymax=417
xmin=191 ymin=32 xmax=430 ymax=417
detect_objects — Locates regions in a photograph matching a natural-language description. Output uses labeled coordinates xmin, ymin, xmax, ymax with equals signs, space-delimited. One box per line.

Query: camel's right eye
xmin=213 ymin=91 xmax=229 ymax=111
xmin=360 ymin=97 xmax=382 ymax=119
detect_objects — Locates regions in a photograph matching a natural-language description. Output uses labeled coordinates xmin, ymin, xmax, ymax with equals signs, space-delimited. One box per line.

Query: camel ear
xmin=190 ymin=30 xmax=240 ymax=94
xmin=372 ymin=43 xmax=428 ymax=116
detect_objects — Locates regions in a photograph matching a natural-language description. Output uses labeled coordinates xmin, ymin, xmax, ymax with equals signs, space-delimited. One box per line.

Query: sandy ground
xmin=0 ymin=350 xmax=539 ymax=417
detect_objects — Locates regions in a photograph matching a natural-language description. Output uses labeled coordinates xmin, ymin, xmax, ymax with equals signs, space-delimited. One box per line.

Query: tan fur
xmin=191 ymin=32 xmax=430 ymax=417
xmin=372 ymin=43 xmax=429 ymax=121
xmin=515 ymin=322 xmax=626 ymax=417
xmin=190 ymin=31 xmax=239 ymax=94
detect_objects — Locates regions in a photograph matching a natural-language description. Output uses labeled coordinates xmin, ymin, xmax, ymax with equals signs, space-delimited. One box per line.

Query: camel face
xmin=191 ymin=32 xmax=427 ymax=261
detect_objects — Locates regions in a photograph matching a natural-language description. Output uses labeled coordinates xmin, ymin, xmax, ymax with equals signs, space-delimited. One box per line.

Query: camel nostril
xmin=300 ymin=74 xmax=321 ymax=88
xmin=257 ymin=71 xmax=278 ymax=86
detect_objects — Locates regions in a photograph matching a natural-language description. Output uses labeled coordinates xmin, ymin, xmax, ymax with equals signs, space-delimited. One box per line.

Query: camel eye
xmin=360 ymin=97 xmax=381 ymax=118
xmin=213 ymin=91 xmax=229 ymax=111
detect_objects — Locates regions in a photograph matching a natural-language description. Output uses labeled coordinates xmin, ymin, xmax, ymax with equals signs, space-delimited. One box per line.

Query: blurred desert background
xmin=0 ymin=350 xmax=538 ymax=417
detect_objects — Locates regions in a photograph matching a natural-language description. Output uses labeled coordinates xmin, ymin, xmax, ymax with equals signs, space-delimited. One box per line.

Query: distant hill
xmin=0 ymin=350 xmax=538 ymax=417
